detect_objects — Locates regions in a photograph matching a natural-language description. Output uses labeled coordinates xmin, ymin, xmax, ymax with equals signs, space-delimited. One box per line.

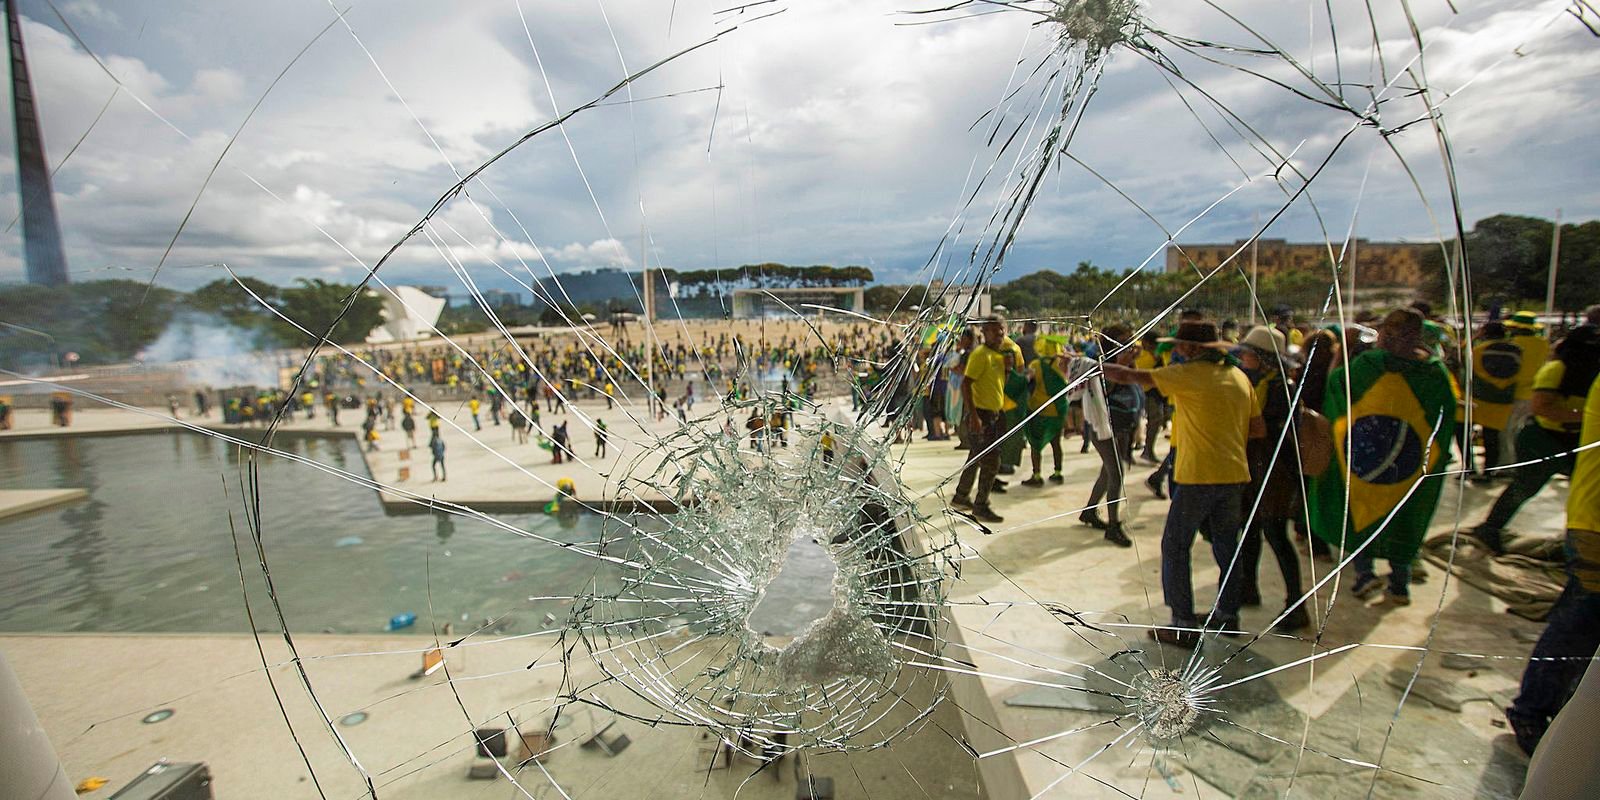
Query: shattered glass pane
xmin=0 ymin=0 xmax=1595 ymax=798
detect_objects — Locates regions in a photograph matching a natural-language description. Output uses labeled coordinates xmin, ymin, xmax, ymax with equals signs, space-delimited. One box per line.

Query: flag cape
xmin=1468 ymin=339 xmax=1522 ymax=430
xmin=1310 ymin=350 xmax=1457 ymax=562
xmin=1024 ymin=358 xmax=1068 ymax=449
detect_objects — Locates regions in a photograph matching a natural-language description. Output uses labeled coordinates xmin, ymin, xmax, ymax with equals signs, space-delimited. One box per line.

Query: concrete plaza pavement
xmin=0 ymin=399 xmax=1574 ymax=798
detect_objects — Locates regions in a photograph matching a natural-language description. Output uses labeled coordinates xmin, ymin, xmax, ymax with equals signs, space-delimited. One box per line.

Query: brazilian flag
xmin=1468 ymin=339 xmax=1522 ymax=431
xmin=1024 ymin=358 xmax=1068 ymax=450
xmin=1310 ymin=350 xmax=1457 ymax=561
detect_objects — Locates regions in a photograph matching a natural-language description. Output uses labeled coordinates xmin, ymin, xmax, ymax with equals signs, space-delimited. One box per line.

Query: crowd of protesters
xmin=918 ymin=302 xmax=1599 ymax=758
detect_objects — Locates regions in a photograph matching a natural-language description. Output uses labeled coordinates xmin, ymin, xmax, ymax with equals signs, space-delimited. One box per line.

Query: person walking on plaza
xmin=1502 ymin=311 xmax=1552 ymax=460
xmin=1081 ymin=326 xmax=1139 ymax=547
xmin=1310 ymin=308 xmax=1456 ymax=605
xmin=952 ymin=316 xmax=1011 ymax=524
xmin=1471 ymin=324 xmax=1600 ymax=552
xmin=1231 ymin=326 xmax=1310 ymax=632
xmin=1021 ymin=336 xmax=1069 ymax=487
xmin=1105 ymin=320 xmax=1257 ymax=646
xmin=429 ymin=431 xmax=447 ymax=482
xmin=947 ymin=328 xmax=973 ymax=451
xmin=468 ymin=396 xmax=482 ymax=431
xmin=1135 ymin=330 xmax=1166 ymax=463
xmin=1467 ymin=321 xmax=1520 ymax=480
xmin=594 ymin=418 xmax=609 ymax=459
xmin=1505 ymin=371 xmax=1600 ymax=757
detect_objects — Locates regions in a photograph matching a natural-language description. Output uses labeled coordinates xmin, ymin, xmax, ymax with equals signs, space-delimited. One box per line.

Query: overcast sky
xmin=1 ymin=0 xmax=1596 ymax=295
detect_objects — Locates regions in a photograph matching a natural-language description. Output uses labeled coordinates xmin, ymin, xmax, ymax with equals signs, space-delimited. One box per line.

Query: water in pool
xmin=0 ymin=432 xmax=647 ymax=636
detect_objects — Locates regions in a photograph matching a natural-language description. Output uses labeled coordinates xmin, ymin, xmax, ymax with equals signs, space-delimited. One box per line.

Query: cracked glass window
xmin=0 ymin=1 xmax=1596 ymax=799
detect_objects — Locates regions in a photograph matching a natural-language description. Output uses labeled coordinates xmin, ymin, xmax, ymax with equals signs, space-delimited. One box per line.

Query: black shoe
xmin=971 ymin=505 xmax=1004 ymax=523
xmin=1505 ymin=707 xmax=1546 ymax=757
xmin=1469 ymin=525 xmax=1506 ymax=555
xmin=1048 ymin=473 xmax=1064 ymax=484
xmin=950 ymin=495 xmax=973 ymax=510
xmin=1079 ymin=511 xmax=1107 ymax=530
xmin=1145 ymin=473 xmax=1166 ymax=500
xmin=1021 ymin=475 xmax=1044 ymax=487
xmin=1148 ymin=626 xmax=1199 ymax=649
xmin=989 ymin=483 xmax=1008 ymax=495
xmin=1274 ymin=605 xmax=1311 ymax=633
xmin=1104 ymin=524 xmax=1132 ymax=548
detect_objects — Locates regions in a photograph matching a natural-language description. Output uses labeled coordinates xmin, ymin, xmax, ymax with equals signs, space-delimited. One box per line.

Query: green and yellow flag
xmin=1310 ymin=349 xmax=1457 ymax=562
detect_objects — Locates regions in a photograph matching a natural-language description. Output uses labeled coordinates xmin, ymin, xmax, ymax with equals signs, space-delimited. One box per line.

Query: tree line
xmin=0 ymin=277 xmax=384 ymax=368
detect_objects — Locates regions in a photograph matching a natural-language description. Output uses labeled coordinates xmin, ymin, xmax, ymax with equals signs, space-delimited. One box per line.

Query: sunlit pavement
xmin=2 ymin=403 xmax=1569 ymax=798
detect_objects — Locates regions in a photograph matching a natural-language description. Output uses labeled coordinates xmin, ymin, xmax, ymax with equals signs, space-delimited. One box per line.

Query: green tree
xmin=273 ymin=279 xmax=385 ymax=345
xmin=187 ymin=276 xmax=281 ymax=328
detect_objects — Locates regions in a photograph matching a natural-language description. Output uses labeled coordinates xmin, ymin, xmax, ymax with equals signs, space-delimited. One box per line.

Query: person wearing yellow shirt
xmin=951 ymin=316 xmax=1011 ymax=524
xmin=1105 ymin=320 xmax=1258 ymax=648
xmin=1506 ymin=370 xmax=1600 ymax=756
xmin=1502 ymin=310 xmax=1553 ymax=456
xmin=1134 ymin=330 xmax=1167 ymax=463
xmin=468 ymin=396 xmax=482 ymax=431
xmin=1472 ymin=325 xmax=1599 ymax=553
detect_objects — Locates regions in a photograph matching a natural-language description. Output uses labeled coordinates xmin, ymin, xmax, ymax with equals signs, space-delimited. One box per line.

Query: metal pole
xmin=0 ymin=648 xmax=75 ymax=800
xmin=1546 ymin=208 xmax=1562 ymax=335
xmin=1249 ymin=213 xmax=1259 ymax=325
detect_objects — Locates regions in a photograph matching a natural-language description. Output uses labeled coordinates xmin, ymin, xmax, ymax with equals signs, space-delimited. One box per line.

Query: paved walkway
xmin=1 ymin=403 xmax=1573 ymax=798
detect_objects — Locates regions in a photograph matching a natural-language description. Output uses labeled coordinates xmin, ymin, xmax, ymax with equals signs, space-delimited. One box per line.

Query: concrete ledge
xmin=0 ymin=489 xmax=87 ymax=521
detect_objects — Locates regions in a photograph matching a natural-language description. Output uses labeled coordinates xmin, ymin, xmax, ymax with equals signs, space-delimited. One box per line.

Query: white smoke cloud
xmin=139 ymin=312 xmax=283 ymax=388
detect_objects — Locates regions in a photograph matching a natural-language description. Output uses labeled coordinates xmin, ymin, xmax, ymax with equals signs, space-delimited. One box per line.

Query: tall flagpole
xmin=1545 ymin=209 xmax=1561 ymax=333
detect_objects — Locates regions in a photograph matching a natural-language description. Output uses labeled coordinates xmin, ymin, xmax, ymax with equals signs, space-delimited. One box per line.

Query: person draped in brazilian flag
xmin=1310 ymin=308 xmax=1456 ymax=606
xmin=1470 ymin=324 xmax=1600 ymax=553
xmin=997 ymin=336 xmax=1029 ymax=479
xmin=1467 ymin=321 xmax=1519 ymax=480
xmin=1021 ymin=335 xmax=1070 ymax=487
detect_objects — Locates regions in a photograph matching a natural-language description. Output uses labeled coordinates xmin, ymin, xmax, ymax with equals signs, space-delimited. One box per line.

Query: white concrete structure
xmin=365 ymin=285 xmax=446 ymax=343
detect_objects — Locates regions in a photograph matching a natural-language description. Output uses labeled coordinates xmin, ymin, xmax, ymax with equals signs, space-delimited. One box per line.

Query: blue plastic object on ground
xmin=387 ymin=612 xmax=416 ymax=631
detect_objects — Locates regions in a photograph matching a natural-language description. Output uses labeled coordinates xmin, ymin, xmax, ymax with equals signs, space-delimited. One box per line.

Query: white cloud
xmin=0 ymin=0 xmax=1593 ymax=294
xmin=60 ymin=0 xmax=118 ymax=27
xmin=550 ymin=238 xmax=634 ymax=268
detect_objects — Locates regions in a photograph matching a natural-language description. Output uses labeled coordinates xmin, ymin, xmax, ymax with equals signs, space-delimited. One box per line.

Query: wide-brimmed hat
xmin=1236 ymin=325 xmax=1296 ymax=358
xmin=1159 ymin=321 xmax=1231 ymax=349
xmin=1506 ymin=310 xmax=1542 ymax=329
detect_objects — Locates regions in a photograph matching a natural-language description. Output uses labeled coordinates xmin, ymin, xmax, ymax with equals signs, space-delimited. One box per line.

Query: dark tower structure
xmin=6 ymin=0 xmax=68 ymax=286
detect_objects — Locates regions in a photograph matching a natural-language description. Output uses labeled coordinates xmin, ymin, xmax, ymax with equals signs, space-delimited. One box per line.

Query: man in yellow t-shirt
xmin=952 ymin=316 xmax=1010 ymax=523
xmin=1506 ymin=371 xmax=1600 ymax=756
xmin=1472 ymin=325 xmax=1597 ymax=551
xmin=1105 ymin=320 xmax=1258 ymax=647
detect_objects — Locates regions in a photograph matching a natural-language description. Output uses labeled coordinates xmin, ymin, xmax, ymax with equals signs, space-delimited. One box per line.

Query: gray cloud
xmin=0 ymin=0 xmax=1593 ymax=296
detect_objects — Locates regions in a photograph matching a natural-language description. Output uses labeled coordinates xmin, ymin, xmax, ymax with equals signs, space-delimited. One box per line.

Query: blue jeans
xmin=1353 ymin=551 xmax=1413 ymax=596
xmin=1161 ymin=482 xmax=1247 ymax=626
xmin=1510 ymin=563 xmax=1600 ymax=733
